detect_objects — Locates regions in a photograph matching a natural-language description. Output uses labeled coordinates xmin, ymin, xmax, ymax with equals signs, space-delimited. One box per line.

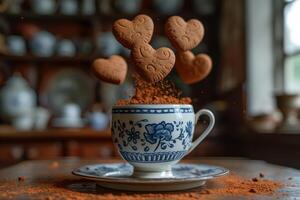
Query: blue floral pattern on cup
xmin=144 ymin=121 xmax=174 ymax=151
xmin=112 ymin=118 xmax=194 ymax=161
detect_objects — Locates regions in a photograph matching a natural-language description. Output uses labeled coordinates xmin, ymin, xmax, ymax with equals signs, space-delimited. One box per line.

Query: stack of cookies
xmin=92 ymin=14 xmax=212 ymax=85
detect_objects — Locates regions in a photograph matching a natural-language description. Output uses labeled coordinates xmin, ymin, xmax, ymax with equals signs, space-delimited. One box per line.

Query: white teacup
xmin=111 ymin=104 xmax=215 ymax=178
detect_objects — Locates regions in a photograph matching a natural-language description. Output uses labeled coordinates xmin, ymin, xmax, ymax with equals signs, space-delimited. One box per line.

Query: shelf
xmin=0 ymin=54 xmax=95 ymax=63
xmin=0 ymin=128 xmax=111 ymax=142
xmin=1 ymin=13 xmax=97 ymax=22
xmin=1 ymin=12 xmax=215 ymax=23
xmin=1 ymin=12 xmax=133 ymax=22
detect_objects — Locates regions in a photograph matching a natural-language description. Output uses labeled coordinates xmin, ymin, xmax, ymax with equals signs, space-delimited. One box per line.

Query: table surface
xmin=0 ymin=157 xmax=299 ymax=200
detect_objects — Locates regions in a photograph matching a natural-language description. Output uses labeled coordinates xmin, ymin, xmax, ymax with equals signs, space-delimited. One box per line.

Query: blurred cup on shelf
xmin=56 ymin=39 xmax=76 ymax=57
xmin=52 ymin=103 xmax=85 ymax=128
xmin=192 ymin=0 xmax=216 ymax=15
xmin=276 ymin=94 xmax=300 ymax=131
xmin=97 ymin=32 xmax=121 ymax=57
xmin=76 ymin=38 xmax=93 ymax=55
xmin=114 ymin=0 xmax=142 ymax=14
xmin=6 ymin=35 xmax=26 ymax=56
xmin=29 ymin=31 xmax=56 ymax=57
xmin=0 ymin=74 xmax=36 ymax=119
xmin=82 ymin=0 xmax=96 ymax=15
xmin=153 ymin=0 xmax=183 ymax=15
xmin=34 ymin=107 xmax=50 ymax=130
xmin=7 ymin=0 xmax=24 ymax=14
xmin=32 ymin=0 xmax=56 ymax=15
xmin=89 ymin=111 xmax=109 ymax=130
xmin=62 ymin=103 xmax=81 ymax=122
xmin=60 ymin=0 xmax=78 ymax=15
xmin=12 ymin=112 xmax=35 ymax=131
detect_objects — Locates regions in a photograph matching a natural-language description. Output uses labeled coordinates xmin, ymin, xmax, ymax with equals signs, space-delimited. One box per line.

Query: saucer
xmin=72 ymin=163 xmax=229 ymax=191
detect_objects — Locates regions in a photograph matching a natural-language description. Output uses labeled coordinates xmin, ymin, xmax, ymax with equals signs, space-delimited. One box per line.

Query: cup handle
xmin=186 ymin=109 xmax=215 ymax=155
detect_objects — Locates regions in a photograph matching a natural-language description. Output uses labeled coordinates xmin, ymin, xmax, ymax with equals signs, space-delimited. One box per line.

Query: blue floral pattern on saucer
xmin=72 ymin=163 xmax=229 ymax=182
xmin=72 ymin=163 xmax=228 ymax=191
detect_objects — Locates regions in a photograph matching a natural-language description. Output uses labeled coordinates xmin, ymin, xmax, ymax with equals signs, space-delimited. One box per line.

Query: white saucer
xmin=72 ymin=163 xmax=229 ymax=191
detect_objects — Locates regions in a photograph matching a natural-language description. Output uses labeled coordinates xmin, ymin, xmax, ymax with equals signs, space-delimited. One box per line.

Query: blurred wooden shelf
xmin=0 ymin=128 xmax=111 ymax=143
xmin=1 ymin=12 xmax=133 ymax=22
xmin=1 ymin=13 xmax=97 ymax=22
xmin=1 ymin=12 xmax=214 ymax=23
xmin=0 ymin=54 xmax=95 ymax=63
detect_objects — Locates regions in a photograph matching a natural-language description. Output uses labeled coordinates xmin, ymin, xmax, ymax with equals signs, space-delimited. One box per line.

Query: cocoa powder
xmin=116 ymin=75 xmax=192 ymax=105
xmin=0 ymin=174 xmax=285 ymax=200
xmin=206 ymin=174 xmax=283 ymax=196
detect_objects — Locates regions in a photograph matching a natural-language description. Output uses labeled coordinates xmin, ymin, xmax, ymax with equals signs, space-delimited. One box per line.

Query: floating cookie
xmin=92 ymin=55 xmax=127 ymax=85
xmin=165 ymin=16 xmax=204 ymax=51
xmin=113 ymin=14 xmax=154 ymax=49
xmin=175 ymin=51 xmax=212 ymax=84
xmin=132 ymin=42 xmax=175 ymax=82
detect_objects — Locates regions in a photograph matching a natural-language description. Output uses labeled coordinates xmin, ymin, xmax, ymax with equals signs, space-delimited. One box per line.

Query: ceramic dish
xmin=72 ymin=163 xmax=229 ymax=191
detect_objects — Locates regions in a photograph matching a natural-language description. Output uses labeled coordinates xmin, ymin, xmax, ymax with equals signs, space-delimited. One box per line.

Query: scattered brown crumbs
xmin=49 ymin=161 xmax=59 ymax=169
xmin=205 ymin=174 xmax=283 ymax=197
xmin=17 ymin=176 xmax=25 ymax=182
xmin=249 ymin=188 xmax=257 ymax=193
xmin=259 ymin=173 xmax=264 ymax=178
xmin=0 ymin=174 xmax=284 ymax=200
xmin=252 ymin=177 xmax=259 ymax=182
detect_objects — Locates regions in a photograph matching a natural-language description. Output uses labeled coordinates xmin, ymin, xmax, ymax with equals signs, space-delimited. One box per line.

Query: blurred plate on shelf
xmin=40 ymin=68 xmax=94 ymax=116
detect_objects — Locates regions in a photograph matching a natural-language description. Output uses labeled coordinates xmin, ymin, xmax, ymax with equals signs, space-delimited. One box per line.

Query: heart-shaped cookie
xmin=132 ymin=43 xmax=175 ymax=82
xmin=175 ymin=51 xmax=212 ymax=84
xmin=165 ymin=16 xmax=204 ymax=51
xmin=92 ymin=55 xmax=127 ymax=85
xmin=113 ymin=14 xmax=154 ymax=49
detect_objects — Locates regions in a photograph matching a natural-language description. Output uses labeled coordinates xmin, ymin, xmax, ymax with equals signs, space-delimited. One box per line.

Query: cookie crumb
xmin=249 ymin=188 xmax=257 ymax=193
xmin=252 ymin=177 xmax=259 ymax=182
xmin=49 ymin=161 xmax=59 ymax=169
xmin=18 ymin=176 xmax=25 ymax=182
xmin=199 ymin=189 xmax=210 ymax=194
xmin=288 ymin=177 xmax=292 ymax=180
xmin=259 ymin=173 xmax=264 ymax=178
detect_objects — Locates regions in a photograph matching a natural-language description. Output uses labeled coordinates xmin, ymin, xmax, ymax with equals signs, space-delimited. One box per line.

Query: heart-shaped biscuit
xmin=175 ymin=51 xmax=212 ymax=84
xmin=113 ymin=15 xmax=154 ymax=49
xmin=165 ymin=16 xmax=204 ymax=51
xmin=132 ymin=43 xmax=175 ymax=82
xmin=92 ymin=55 xmax=127 ymax=85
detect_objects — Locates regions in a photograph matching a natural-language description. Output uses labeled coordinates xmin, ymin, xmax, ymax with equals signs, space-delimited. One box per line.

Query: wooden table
xmin=0 ymin=157 xmax=299 ymax=199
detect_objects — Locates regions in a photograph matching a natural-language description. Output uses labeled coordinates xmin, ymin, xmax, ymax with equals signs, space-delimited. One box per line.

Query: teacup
xmin=111 ymin=104 xmax=215 ymax=178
